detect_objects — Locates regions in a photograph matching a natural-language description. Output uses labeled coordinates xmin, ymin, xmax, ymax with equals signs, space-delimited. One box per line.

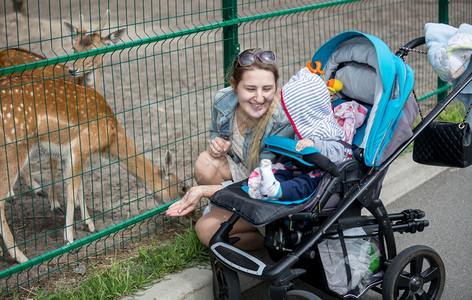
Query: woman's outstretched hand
xmin=166 ymin=185 xmax=223 ymax=217
xmin=166 ymin=186 xmax=204 ymax=216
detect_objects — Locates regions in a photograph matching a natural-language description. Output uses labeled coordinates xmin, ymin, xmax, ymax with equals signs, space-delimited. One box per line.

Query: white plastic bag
xmin=318 ymin=227 xmax=381 ymax=296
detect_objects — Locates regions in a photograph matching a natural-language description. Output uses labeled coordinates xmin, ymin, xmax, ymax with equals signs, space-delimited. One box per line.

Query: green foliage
xmin=437 ymin=100 xmax=466 ymax=123
xmin=27 ymin=226 xmax=209 ymax=300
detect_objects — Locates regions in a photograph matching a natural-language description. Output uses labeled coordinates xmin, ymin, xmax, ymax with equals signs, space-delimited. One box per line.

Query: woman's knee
xmin=195 ymin=215 xmax=217 ymax=246
xmin=195 ymin=207 xmax=233 ymax=246
xmin=194 ymin=151 xmax=230 ymax=185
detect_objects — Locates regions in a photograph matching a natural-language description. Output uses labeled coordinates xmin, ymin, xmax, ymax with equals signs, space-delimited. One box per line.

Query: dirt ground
xmin=0 ymin=0 xmax=469 ymax=294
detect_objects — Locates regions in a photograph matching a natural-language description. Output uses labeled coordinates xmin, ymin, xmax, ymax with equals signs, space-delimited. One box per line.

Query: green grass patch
xmin=13 ymin=226 xmax=210 ymax=300
xmin=436 ymin=100 xmax=466 ymax=123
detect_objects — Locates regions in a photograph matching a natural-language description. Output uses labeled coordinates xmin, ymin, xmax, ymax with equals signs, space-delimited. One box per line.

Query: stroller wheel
xmin=382 ymin=245 xmax=445 ymax=300
xmin=211 ymin=256 xmax=241 ymax=300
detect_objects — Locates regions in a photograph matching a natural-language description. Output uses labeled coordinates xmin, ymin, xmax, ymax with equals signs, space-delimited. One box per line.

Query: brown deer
xmin=0 ymin=10 xmax=126 ymax=212
xmin=0 ymin=48 xmax=71 ymax=81
xmin=0 ymin=10 xmax=126 ymax=91
xmin=62 ymin=9 xmax=126 ymax=92
xmin=0 ymin=75 xmax=187 ymax=263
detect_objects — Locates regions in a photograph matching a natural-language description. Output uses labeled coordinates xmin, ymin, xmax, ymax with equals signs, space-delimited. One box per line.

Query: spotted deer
xmin=0 ymin=10 xmax=126 ymax=91
xmin=0 ymin=75 xmax=187 ymax=263
xmin=62 ymin=9 xmax=126 ymax=92
xmin=0 ymin=10 xmax=126 ymax=213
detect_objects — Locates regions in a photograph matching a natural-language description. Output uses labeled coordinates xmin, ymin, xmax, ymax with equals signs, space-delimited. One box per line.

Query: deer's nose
xmin=68 ymin=68 xmax=78 ymax=76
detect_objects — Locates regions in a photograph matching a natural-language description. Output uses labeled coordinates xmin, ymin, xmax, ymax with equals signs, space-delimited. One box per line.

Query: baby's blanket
xmin=425 ymin=23 xmax=472 ymax=122
xmin=425 ymin=23 xmax=472 ymax=82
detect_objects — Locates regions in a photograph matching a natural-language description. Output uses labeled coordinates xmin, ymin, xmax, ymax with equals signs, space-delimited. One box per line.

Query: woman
xmin=167 ymin=48 xmax=295 ymax=250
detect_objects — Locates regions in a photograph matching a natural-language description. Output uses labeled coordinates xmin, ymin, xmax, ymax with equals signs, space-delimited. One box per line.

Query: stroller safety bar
xmin=211 ymin=242 xmax=267 ymax=276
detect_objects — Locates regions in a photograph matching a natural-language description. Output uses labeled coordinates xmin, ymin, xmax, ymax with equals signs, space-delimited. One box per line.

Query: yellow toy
xmin=327 ymin=78 xmax=343 ymax=100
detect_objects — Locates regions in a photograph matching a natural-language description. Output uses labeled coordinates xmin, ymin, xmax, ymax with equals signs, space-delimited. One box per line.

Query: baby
xmin=248 ymin=66 xmax=367 ymax=201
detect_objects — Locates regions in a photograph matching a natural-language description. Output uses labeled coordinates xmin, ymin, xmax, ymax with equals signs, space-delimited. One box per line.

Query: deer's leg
xmin=74 ymin=172 xmax=93 ymax=233
xmin=20 ymin=169 xmax=47 ymax=197
xmin=75 ymin=131 xmax=97 ymax=234
xmin=63 ymin=146 xmax=95 ymax=245
xmin=0 ymin=200 xmax=28 ymax=263
xmin=0 ymin=145 xmax=29 ymax=263
xmin=63 ymin=154 xmax=79 ymax=244
xmin=47 ymin=158 xmax=63 ymax=214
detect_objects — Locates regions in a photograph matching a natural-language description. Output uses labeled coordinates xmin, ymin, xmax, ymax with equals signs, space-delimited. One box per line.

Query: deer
xmin=0 ymin=75 xmax=188 ymax=263
xmin=0 ymin=10 xmax=126 ymax=214
xmin=0 ymin=10 xmax=126 ymax=91
xmin=62 ymin=9 xmax=127 ymax=92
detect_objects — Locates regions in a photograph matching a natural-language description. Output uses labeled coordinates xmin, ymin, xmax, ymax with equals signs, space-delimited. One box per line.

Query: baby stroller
xmin=208 ymin=31 xmax=471 ymax=299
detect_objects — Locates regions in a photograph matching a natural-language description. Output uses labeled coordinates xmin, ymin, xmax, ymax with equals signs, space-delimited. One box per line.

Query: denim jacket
xmin=209 ymin=86 xmax=295 ymax=164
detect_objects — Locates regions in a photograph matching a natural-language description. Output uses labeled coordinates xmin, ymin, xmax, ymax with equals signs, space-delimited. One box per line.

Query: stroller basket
xmin=209 ymin=31 xmax=454 ymax=300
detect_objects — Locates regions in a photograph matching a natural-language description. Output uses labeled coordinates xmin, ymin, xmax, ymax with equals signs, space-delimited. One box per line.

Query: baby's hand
xmin=296 ymin=139 xmax=314 ymax=152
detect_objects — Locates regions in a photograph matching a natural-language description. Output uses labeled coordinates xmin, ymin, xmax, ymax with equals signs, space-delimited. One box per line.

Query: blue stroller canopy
xmin=312 ymin=31 xmax=415 ymax=166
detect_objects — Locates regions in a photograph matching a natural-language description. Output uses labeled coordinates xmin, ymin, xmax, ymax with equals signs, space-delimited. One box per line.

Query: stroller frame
xmin=209 ymin=36 xmax=470 ymax=299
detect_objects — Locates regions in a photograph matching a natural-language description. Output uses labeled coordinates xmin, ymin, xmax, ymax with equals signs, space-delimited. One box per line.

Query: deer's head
xmin=159 ymin=150 xmax=188 ymax=203
xmin=63 ymin=10 xmax=126 ymax=87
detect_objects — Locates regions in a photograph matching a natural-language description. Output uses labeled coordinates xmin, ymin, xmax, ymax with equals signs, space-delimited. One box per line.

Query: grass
xmin=436 ymin=99 xmax=466 ymax=123
xmin=9 ymin=225 xmax=210 ymax=300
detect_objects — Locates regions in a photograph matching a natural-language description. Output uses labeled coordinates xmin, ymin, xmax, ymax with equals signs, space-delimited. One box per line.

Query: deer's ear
xmin=163 ymin=150 xmax=174 ymax=176
xmin=96 ymin=9 xmax=110 ymax=31
xmin=103 ymin=28 xmax=126 ymax=45
xmin=63 ymin=20 xmax=79 ymax=42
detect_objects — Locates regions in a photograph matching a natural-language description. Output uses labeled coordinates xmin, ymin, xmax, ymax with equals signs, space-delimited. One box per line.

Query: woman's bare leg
xmin=194 ymin=151 xmax=232 ymax=185
xmin=195 ymin=207 xmax=263 ymax=250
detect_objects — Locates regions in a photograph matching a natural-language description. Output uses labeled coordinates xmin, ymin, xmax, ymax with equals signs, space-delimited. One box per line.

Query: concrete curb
xmin=130 ymin=153 xmax=449 ymax=300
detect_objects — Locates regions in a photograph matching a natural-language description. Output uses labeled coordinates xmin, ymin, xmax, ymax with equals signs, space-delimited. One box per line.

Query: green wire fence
xmin=0 ymin=0 xmax=470 ymax=292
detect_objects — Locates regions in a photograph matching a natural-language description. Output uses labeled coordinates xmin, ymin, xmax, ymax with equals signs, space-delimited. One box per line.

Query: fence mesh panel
xmin=0 ymin=0 xmax=470 ymax=292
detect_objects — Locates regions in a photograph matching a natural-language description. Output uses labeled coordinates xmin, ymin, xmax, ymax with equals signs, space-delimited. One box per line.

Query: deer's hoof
xmin=15 ymin=253 xmax=29 ymax=264
xmin=54 ymin=207 xmax=65 ymax=215
xmin=35 ymin=189 xmax=48 ymax=198
xmin=69 ymin=247 xmax=80 ymax=254
xmin=85 ymin=223 xmax=96 ymax=234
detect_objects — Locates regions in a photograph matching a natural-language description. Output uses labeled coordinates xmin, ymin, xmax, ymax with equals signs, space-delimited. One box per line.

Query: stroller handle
xmin=395 ymin=36 xmax=425 ymax=58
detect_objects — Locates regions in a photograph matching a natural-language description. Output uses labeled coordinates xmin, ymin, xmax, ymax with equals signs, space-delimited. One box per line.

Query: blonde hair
xmin=246 ymin=94 xmax=281 ymax=170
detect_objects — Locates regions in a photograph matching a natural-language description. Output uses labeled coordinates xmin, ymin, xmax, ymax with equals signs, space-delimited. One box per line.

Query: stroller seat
xmin=210 ymin=139 xmax=363 ymax=227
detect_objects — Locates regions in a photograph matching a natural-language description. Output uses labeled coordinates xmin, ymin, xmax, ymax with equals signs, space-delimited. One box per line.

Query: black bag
xmin=413 ymin=120 xmax=472 ymax=168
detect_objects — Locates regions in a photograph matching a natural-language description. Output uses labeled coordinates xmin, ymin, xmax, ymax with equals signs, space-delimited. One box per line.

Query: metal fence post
xmin=437 ymin=0 xmax=449 ymax=103
xmin=222 ymin=0 xmax=239 ymax=87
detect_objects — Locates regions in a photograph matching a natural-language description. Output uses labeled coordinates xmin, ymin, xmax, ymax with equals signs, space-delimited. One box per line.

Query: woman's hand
xmin=166 ymin=185 xmax=223 ymax=217
xmin=296 ymin=138 xmax=315 ymax=152
xmin=166 ymin=186 xmax=204 ymax=216
xmin=209 ymin=137 xmax=231 ymax=158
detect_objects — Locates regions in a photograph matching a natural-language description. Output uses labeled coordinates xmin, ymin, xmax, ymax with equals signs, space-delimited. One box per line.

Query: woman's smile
xmin=250 ymin=102 xmax=265 ymax=109
xmin=231 ymin=69 xmax=277 ymax=122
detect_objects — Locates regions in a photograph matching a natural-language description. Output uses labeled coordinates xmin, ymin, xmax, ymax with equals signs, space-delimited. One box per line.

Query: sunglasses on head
xmin=237 ymin=50 xmax=277 ymax=66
